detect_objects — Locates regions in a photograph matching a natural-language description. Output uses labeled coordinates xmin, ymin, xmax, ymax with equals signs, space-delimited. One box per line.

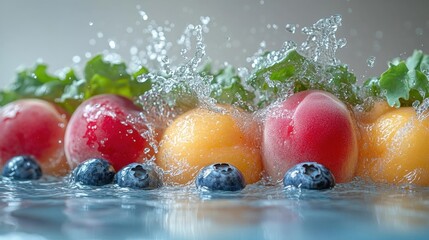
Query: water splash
xmin=136 ymin=22 xmax=214 ymax=131
xmin=367 ymin=56 xmax=376 ymax=68
xmin=299 ymin=14 xmax=344 ymax=65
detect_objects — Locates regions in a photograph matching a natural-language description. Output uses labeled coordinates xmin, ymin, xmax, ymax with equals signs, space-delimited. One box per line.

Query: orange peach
xmin=356 ymin=103 xmax=429 ymax=186
xmin=156 ymin=105 xmax=263 ymax=185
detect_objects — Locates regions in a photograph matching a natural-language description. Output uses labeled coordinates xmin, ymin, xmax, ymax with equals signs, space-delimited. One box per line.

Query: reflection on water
xmin=1 ymin=177 xmax=429 ymax=240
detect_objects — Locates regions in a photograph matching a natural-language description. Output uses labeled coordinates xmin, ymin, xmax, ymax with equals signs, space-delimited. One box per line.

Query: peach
xmin=262 ymin=90 xmax=358 ymax=183
xmin=356 ymin=103 xmax=429 ymax=186
xmin=64 ymin=94 xmax=155 ymax=171
xmin=0 ymin=99 xmax=69 ymax=176
xmin=156 ymin=105 xmax=263 ymax=185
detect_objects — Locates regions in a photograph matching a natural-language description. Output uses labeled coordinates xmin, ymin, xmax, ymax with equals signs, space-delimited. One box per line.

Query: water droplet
xmin=85 ymin=52 xmax=92 ymax=58
xmin=89 ymin=39 xmax=96 ymax=46
xmin=89 ymin=22 xmax=94 ymax=26
xmin=337 ymin=38 xmax=347 ymax=48
xmin=72 ymin=55 xmax=81 ymax=64
xmin=138 ymin=74 xmax=150 ymax=83
xmin=109 ymin=40 xmax=116 ymax=49
xmin=367 ymin=56 xmax=376 ymax=68
xmin=200 ymin=16 xmax=210 ymax=25
xmin=139 ymin=11 xmax=149 ymax=21
xmin=285 ymin=24 xmax=297 ymax=34
xmin=260 ymin=0 xmax=265 ymax=5
xmin=130 ymin=46 xmax=138 ymax=55
xmin=97 ymin=32 xmax=104 ymax=38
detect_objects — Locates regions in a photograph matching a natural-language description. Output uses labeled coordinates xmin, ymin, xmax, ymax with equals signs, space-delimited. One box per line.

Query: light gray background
xmin=1 ymin=0 xmax=428 ymax=87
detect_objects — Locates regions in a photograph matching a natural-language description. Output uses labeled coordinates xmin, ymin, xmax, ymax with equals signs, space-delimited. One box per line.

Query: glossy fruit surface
xmin=156 ymin=105 xmax=263 ymax=185
xmin=70 ymin=158 xmax=116 ymax=186
xmin=196 ymin=163 xmax=246 ymax=192
xmin=2 ymin=155 xmax=42 ymax=180
xmin=115 ymin=163 xmax=162 ymax=190
xmin=0 ymin=99 xmax=69 ymax=176
xmin=65 ymin=94 xmax=154 ymax=172
xmin=356 ymin=103 xmax=429 ymax=186
xmin=283 ymin=162 xmax=335 ymax=190
xmin=263 ymin=90 xmax=358 ymax=183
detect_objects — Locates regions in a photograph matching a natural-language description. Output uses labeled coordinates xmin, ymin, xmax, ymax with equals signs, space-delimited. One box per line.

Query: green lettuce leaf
xmin=0 ymin=64 xmax=78 ymax=110
xmin=0 ymin=54 xmax=152 ymax=114
xmin=83 ymin=55 xmax=151 ymax=100
xmin=247 ymin=49 xmax=360 ymax=108
xmin=364 ymin=50 xmax=429 ymax=107
xmin=203 ymin=65 xmax=255 ymax=110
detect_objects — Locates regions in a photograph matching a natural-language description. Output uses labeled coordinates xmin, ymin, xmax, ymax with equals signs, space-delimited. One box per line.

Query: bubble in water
xmin=367 ymin=56 xmax=376 ymax=68
xmin=285 ymin=24 xmax=298 ymax=34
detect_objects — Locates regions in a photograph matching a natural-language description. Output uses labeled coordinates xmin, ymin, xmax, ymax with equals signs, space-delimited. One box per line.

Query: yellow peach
xmin=357 ymin=103 xmax=429 ymax=186
xmin=156 ymin=105 xmax=263 ymax=185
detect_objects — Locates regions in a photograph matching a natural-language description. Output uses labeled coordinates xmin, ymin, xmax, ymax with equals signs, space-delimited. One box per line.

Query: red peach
xmin=0 ymin=99 xmax=69 ymax=176
xmin=64 ymin=94 xmax=155 ymax=171
xmin=262 ymin=90 xmax=358 ymax=183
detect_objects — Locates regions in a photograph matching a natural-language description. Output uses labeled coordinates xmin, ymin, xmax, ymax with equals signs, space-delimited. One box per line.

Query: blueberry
xmin=71 ymin=158 xmax=115 ymax=186
xmin=115 ymin=163 xmax=162 ymax=190
xmin=283 ymin=162 xmax=335 ymax=190
xmin=196 ymin=163 xmax=246 ymax=192
xmin=1 ymin=155 xmax=42 ymax=180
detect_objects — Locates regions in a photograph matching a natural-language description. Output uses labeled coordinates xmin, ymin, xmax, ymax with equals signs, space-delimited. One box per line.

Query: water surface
xmin=1 ymin=178 xmax=428 ymax=240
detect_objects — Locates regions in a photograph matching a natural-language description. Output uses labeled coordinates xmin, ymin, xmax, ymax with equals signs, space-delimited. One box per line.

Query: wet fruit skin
xmin=356 ymin=101 xmax=429 ymax=186
xmin=263 ymin=90 xmax=358 ymax=183
xmin=65 ymin=94 xmax=154 ymax=172
xmin=283 ymin=162 xmax=335 ymax=190
xmin=115 ymin=163 xmax=162 ymax=190
xmin=0 ymin=99 xmax=69 ymax=176
xmin=70 ymin=158 xmax=116 ymax=186
xmin=2 ymin=155 xmax=43 ymax=181
xmin=196 ymin=163 xmax=246 ymax=192
xmin=156 ymin=105 xmax=263 ymax=185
